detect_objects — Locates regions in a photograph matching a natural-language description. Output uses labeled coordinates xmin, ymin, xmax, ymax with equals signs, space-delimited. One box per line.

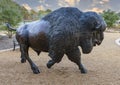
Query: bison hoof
xmin=32 ymin=67 xmax=40 ymax=74
xmin=21 ymin=58 xmax=26 ymax=63
xmin=33 ymin=69 xmax=40 ymax=74
xmin=47 ymin=60 xmax=55 ymax=68
xmin=80 ymin=68 xmax=87 ymax=74
xmin=47 ymin=63 xmax=52 ymax=68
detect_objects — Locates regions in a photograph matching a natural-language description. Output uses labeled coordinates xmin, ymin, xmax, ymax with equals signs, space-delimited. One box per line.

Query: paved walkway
xmin=115 ymin=38 xmax=120 ymax=46
xmin=0 ymin=31 xmax=19 ymax=51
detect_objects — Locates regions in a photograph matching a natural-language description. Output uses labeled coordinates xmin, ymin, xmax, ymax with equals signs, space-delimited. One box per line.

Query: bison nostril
xmin=93 ymin=39 xmax=101 ymax=46
xmin=96 ymin=41 xmax=101 ymax=45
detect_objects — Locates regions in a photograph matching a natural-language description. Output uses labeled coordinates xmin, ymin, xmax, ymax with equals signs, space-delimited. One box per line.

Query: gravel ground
xmin=0 ymin=31 xmax=15 ymax=50
xmin=0 ymin=32 xmax=120 ymax=85
xmin=0 ymin=36 xmax=14 ymax=50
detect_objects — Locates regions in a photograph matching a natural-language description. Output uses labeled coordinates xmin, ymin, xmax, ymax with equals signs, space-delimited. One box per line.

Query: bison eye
xmin=94 ymin=22 xmax=97 ymax=26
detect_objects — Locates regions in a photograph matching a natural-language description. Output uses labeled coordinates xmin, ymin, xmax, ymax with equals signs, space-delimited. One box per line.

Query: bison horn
xmin=96 ymin=21 xmax=107 ymax=31
xmin=95 ymin=23 xmax=102 ymax=30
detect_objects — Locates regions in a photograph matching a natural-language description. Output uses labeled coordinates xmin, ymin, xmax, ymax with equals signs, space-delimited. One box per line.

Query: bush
xmin=0 ymin=0 xmax=23 ymax=26
xmin=101 ymin=9 xmax=119 ymax=28
xmin=0 ymin=25 xmax=7 ymax=31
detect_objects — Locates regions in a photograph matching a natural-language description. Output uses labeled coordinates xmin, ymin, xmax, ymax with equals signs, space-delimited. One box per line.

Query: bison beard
xmin=16 ymin=7 xmax=106 ymax=74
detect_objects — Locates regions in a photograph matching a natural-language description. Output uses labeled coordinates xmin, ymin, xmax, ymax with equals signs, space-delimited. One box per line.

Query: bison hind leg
xmin=21 ymin=56 xmax=26 ymax=63
xmin=20 ymin=44 xmax=27 ymax=63
xmin=20 ymin=44 xmax=40 ymax=74
xmin=66 ymin=47 xmax=87 ymax=74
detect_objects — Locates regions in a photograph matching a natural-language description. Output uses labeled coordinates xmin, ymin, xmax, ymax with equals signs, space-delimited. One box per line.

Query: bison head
xmin=79 ymin=11 xmax=107 ymax=53
xmin=93 ymin=15 xmax=107 ymax=46
xmin=79 ymin=12 xmax=107 ymax=46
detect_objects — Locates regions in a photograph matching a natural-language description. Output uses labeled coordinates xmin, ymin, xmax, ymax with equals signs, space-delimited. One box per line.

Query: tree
xmin=21 ymin=6 xmax=30 ymax=20
xmin=101 ymin=9 xmax=119 ymax=28
xmin=38 ymin=9 xmax=52 ymax=19
xmin=0 ymin=0 xmax=23 ymax=26
xmin=46 ymin=9 xmax=52 ymax=13
xmin=30 ymin=9 xmax=38 ymax=20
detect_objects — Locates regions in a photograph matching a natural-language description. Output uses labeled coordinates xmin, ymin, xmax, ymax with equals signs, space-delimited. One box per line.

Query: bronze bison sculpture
xmin=16 ymin=7 xmax=106 ymax=74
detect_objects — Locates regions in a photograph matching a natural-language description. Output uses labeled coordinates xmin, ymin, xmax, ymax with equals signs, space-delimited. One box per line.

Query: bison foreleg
xmin=47 ymin=49 xmax=64 ymax=68
xmin=20 ymin=44 xmax=40 ymax=74
xmin=66 ymin=47 xmax=87 ymax=74
xmin=47 ymin=35 xmax=64 ymax=68
xmin=47 ymin=60 xmax=55 ymax=68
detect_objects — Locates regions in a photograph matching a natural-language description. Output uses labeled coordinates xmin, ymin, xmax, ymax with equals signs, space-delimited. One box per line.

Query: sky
xmin=13 ymin=0 xmax=120 ymax=13
xmin=78 ymin=0 xmax=120 ymax=12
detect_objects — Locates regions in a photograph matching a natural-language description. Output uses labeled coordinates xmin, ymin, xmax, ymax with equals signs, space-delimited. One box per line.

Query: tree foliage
xmin=0 ymin=0 xmax=23 ymax=26
xmin=101 ymin=9 xmax=119 ymax=28
xmin=20 ymin=6 xmax=30 ymax=20
xmin=0 ymin=0 xmax=52 ymax=26
xmin=38 ymin=9 xmax=52 ymax=18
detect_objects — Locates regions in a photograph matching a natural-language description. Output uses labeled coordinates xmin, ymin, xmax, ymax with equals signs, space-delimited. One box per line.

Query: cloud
xmin=58 ymin=0 xmax=80 ymax=7
xmin=65 ymin=0 xmax=80 ymax=6
xmin=22 ymin=4 xmax=32 ymax=11
xmin=86 ymin=7 xmax=103 ymax=13
xmin=92 ymin=0 xmax=99 ymax=6
xmin=90 ymin=0 xmax=110 ymax=11
xmin=102 ymin=0 xmax=109 ymax=2
xmin=36 ymin=5 xmax=45 ymax=11
xmin=92 ymin=0 xmax=109 ymax=6
xmin=99 ymin=0 xmax=109 ymax=4
xmin=65 ymin=0 xmax=75 ymax=6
